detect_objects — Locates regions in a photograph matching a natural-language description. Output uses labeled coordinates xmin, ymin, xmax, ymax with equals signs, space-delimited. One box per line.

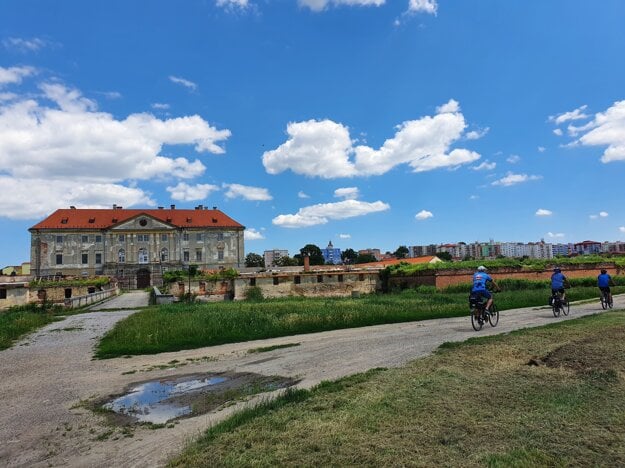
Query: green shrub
xmin=244 ymin=286 xmax=264 ymax=301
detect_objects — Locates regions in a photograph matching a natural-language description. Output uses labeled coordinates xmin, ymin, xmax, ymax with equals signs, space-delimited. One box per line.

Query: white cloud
xmin=223 ymin=183 xmax=272 ymax=201
xmin=436 ymin=99 xmax=459 ymax=114
xmin=547 ymin=232 xmax=565 ymax=239
xmin=169 ymin=75 xmax=198 ymax=91
xmin=273 ymin=199 xmax=390 ymax=228
xmin=334 ymin=187 xmax=359 ymax=200
xmin=263 ymin=100 xmax=480 ymax=178
xmin=590 ymin=211 xmax=609 ymax=219
xmin=166 ymin=182 xmax=220 ymax=201
xmin=244 ymin=228 xmax=265 ymax=240
xmin=569 ymin=100 xmax=625 ymax=163
xmin=152 ymin=103 xmax=170 ymax=110
xmin=535 ymin=209 xmax=552 ymax=217
xmin=2 ymin=37 xmax=47 ymax=52
xmin=298 ymin=191 xmax=310 ymax=199
xmin=217 ymin=0 xmax=250 ymax=9
xmin=471 ymin=160 xmax=496 ymax=171
xmin=549 ymin=105 xmax=589 ymax=125
xmin=408 ymin=0 xmax=438 ymax=15
xmin=506 ymin=154 xmax=521 ymax=164
xmin=0 ymin=92 xmax=17 ymax=101
xmin=298 ymin=0 xmax=385 ymax=12
xmin=415 ymin=209 xmax=433 ymax=220
xmin=465 ymin=127 xmax=489 ymax=140
xmin=0 ymin=80 xmax=231 ymax=219
xmin=0 ymin=66 xmax=36 ymax=87
xmin=538 ymin=146 xmax=546 ymax=153
xmin=620 ymin=227 xmax=625 ymax=234
xmin=0 ymin=176 xmax=154 ymax=220
xmin=469 ymin=195 xmax=479 ymax=200
xmin=553 ymin=128 xmax=563 ymax=136
xmin=339 ymin=233 xmax=351 ymax=239
xmin=492 ymin=172 xmax=542 ymax=187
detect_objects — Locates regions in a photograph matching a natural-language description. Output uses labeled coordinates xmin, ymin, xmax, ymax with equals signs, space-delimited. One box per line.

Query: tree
xmin=299 ymin=244 xmax=324 ymax=265
xmin=341 ymin=248 xmax=357 ymax=264
xmin=436 ymin=251 xmax=453 ymax=262
xmin=276 ymin=255 xmax=300 ymax=267
xmin=394 ymin=245 xmax=409 ymax=259
xmin=245 ymin=252 xmax=265 ymax=268
xmin=355 ymin=253 xmax=378 ymax=264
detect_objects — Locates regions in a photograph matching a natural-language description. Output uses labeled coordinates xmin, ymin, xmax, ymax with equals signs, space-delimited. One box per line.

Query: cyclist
xmin=598 ymin=268 xmax=615 ymax=304
xmin=550 ymin=268 xmax=570 ymax=304
xmin=471 ymin=266 xmax=500 ymax=315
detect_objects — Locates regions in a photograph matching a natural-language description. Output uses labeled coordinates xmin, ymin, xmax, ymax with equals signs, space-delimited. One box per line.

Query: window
xmin=95 ymin=253 xmax=102 ymax=264
xmin=56 ymin=235 xmax=63 ymax=243
xmin=95 ymin=235 xmax=102 ymax=243
xmin=358 ymin=274 xmax=364 ymax=281
xmin=250 ymin=278 xmax=256 ymax=287
xmin=160 ymin=248 xmax=169 ymax=262
xmin=218 ymin=250 xmax=224 ymax=261
xmin=82 ymin=253 xmax=88 ymax=264
xmin=161 ymin=233 xmax=168 ymax=242
xmin=294 ymin=275 xmax=301 ymax=284
xmin=196 ymin=250 xmax=202 ymax=261
xmin=317 ymin=275 xmax=323 ymax=283
xmin=217 ymin=232 xmax=224 ymax=241
xmin=139 ymin=218 xmax=147 ymax=227
xmin=118 ymin=234 xmax=125 ymax=242
xmin=137 ymin=234 xmax=149 ymax=242
xmin=138 ymin=248 xmax=149 ymax=264
xmin=0 ymin=289 xmax=7 ymax=300
xmin=56 ymin=254 xmax=63 ymax=265
xmin=183 ymin=233 xmax=189 ymax=241
xmin=118 ymin=249 xmax=126 ymax=263
xmin=273 ymin=277 xmax=279 ymax=285
xmin=196 ymin=233 xmax=203 ymax=241
xmin=64 ymin=288 xmax=72 ymax=299
xmin=81 ymin=235 xmax=89 ymax=243
xmin=183 ymin=250 xmax=190 ymax=262
xmin=338 ymin=274 xmax=344 ymax=283
xmin=88 ymin=287 xmax=96 ymax=294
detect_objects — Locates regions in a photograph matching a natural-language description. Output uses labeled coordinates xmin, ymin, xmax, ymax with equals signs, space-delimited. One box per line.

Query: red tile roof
xmin=29 ymin=208 xmax=244 ymax=230
xmin=355 ymin=256 xmax=441 ymax=268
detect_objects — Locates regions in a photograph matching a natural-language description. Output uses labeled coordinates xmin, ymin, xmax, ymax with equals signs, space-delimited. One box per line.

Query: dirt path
xmin=0 ymin=293 xmax=621 ymax=467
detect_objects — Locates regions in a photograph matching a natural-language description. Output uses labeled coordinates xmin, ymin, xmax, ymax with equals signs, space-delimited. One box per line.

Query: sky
xmin=1 ymin=0 xmax=625 ymax=266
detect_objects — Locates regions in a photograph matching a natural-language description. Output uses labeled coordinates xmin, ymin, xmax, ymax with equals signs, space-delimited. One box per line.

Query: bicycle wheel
xmin=552 ymin=302 xmax=560 ymax=317
xmin=600 ymin=294 xmax=607 ymax=310
xmin=608 ymin=296 xmax=614 ymax=309
xmin=471 ymin=309 xmax=483 ymax=331
xmin=488 ymin=304 xmax=499 ymax=327
xmin=562 ymin=300 xmax=570 ymax=316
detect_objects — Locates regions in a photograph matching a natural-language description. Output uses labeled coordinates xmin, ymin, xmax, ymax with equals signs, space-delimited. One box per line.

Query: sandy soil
xmin=0 ymin=291 xmax=620 ymax=467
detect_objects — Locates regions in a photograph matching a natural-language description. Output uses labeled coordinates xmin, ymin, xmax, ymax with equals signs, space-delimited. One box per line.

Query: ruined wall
xmin=167 ymin=280 xmax=234 ymax=300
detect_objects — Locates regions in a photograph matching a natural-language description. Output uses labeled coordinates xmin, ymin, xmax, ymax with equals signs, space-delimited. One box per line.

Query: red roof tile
xmin=29 ymin=208 xmax=244 ymax=230
xmin=355 ymin=256 xmax=440 ymax=268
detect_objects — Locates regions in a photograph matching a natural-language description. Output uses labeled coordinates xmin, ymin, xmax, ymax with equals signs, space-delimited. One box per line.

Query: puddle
xmin=103 ymin=376 xmax=227 ymax=424
xmin=101 ymin=372 xmax=298 ymax=425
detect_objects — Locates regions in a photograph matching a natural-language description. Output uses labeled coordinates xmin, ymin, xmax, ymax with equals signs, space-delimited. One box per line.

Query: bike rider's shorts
xmin=599 ymin=286 xmax=611 ymax=294
xmin=470 ymin=289 xmax=491 ymax=300
xmin=551 ymin=288 xmax=565 ymax=295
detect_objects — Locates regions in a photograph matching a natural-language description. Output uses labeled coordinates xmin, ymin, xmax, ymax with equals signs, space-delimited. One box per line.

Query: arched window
xmin=138 ymin=248 xmax=149 ymax=264
xmin=160 ymin=248 xmax=169 ymax=262
xmin=118 ymin=249 xmax=126 ymax=263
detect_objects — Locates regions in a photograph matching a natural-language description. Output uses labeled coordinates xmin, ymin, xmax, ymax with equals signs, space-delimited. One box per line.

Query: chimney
xmin=303 ymin=255 xmax=310 ymax=272
xmin=158 ymin=206 xmax=164 ymax=210
xmin=213 ymin=206 xmax=217 ymax=210
xmin=69 ymin=206 xmax=76 ymax=209
xmin=170 ymin=204 xmax=176 ymax=209
xmin=112 ymin=204 xmax=117 ymax=209
xmin=198 ymin=204 xmax=203 ymax=210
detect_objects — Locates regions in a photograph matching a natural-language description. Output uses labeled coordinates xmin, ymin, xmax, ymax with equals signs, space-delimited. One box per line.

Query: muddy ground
xmin=0 ymin=291 xmax=621 ymax=467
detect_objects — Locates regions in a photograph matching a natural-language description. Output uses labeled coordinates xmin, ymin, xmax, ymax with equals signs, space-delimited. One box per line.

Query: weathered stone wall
xmin=234 ymin=272 xmax=379 ymax=300
xmin=0 ymin=285 xmax=29 ymax=309
xmin=167 ymin=280 xmax=234 ymax=300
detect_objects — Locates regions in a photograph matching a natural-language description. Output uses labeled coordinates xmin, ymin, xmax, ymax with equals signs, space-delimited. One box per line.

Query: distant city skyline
xmin=2 ymin=1 xmax=625 ymax=266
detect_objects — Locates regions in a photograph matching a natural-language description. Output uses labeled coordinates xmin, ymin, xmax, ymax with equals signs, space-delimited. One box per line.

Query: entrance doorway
xmin=136 ymin=269 xmax=151 ymax=289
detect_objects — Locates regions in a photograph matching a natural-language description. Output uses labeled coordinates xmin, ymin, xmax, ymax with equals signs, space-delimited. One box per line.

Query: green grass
xmin=169 ymin=311 xmax=625 ymax=467
xmin=94 ymin=283 xmax=624 ymax=358
xmin=0 ymin=304 xmax=65 ymax=350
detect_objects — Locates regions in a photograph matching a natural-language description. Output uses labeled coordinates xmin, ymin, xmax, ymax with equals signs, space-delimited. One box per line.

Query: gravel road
xmin=0 ymin=292 xmax=620 ymax=467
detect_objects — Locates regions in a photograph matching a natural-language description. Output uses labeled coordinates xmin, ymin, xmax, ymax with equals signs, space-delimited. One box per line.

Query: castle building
xmin=29 ymin=205 xmax=245 ymax=288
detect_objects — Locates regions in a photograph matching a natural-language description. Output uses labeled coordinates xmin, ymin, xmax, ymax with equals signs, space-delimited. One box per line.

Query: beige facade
xmin=29 ymin=207 xmax=245 ymax=288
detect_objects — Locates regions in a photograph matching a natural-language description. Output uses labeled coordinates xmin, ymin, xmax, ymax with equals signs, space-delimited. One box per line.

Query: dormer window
xmin=186 ymin=217 xmax=192 ymax=223
xmin=60 ymin=217 xmax=68 ymax=224
xmin=212 ymin=218 xmax=218 ymax=223
xmin=112 ymin=217 xmax=118 ymax=223
xmin=88 ymin=218 xmax=95 ymax=224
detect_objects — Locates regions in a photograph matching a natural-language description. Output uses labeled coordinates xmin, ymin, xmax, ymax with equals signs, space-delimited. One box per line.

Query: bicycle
xmin=469 ymin=293 xmax=499 ymax=331
xmin=551 ymin=291 xmax=570 ymax=317
xmin=600 ymin=289 xmax=613 ymax=310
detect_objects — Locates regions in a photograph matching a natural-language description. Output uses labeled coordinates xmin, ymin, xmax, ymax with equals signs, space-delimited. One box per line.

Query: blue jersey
xmin=472 ymin=272 xmax=492 ymax=292
xmin=551 ymin=272 xmax=566 ymax=289
xmin=598 ymin=273 xmax=612 ymax=288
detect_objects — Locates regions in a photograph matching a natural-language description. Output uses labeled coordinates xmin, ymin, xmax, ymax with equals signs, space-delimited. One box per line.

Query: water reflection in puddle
xmin=103 ymin=376 xmax=227 ymax=424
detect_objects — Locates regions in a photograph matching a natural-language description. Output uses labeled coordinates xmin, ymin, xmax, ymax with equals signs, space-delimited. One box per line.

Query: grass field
xmin=0 ymin=304 xmax=64 ymax=350
xmin=94 ymin=282 xmax=624 ymax=358
xmin=169 ymin=311 xmax=625 ymax=467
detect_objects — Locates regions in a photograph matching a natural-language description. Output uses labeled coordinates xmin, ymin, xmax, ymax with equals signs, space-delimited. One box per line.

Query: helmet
xmin=601 ymin=269 xmax=607 ymax=274
xmin=553 ymin=268 xmax=561 ymax=273
xmin=477 ymin=265 xmax=487 ymax=272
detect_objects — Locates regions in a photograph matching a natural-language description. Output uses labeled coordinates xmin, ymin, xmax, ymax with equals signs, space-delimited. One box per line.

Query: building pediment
xmin=110 ymin=213 xmax=176 ymax=231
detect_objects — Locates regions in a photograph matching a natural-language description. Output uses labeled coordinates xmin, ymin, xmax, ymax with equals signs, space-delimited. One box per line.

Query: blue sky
xmin=1 ymin=0 xmax=625 ymax=266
